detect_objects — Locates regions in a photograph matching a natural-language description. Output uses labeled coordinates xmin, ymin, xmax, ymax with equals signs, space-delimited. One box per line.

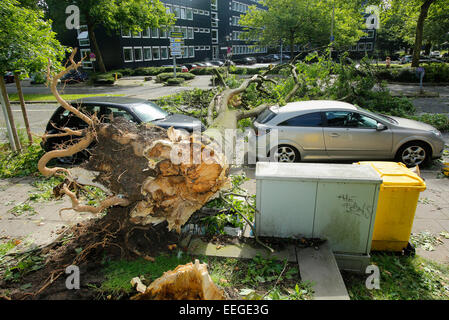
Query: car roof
xmin=274 ymin=100 xmax=357 ymax=114
xmin=72 ymin=96 xmax=151 ymax=107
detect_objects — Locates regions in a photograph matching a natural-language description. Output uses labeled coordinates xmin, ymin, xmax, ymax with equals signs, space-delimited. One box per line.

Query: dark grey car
xmin=42 ymin=97 xmax=204 ymax=157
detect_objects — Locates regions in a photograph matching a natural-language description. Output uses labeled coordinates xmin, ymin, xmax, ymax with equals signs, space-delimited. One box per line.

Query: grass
xmin=99 ymin=253 xmax=193 ymax=298
xmin=343 ymin=253 xmax=449 ymax=300
xmin=8 ymin=93 xmax=124 ymax=102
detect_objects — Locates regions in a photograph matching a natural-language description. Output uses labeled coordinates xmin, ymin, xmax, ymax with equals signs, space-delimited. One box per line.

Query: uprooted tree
xmin=39 ymin=48 xmax=307 ymax=240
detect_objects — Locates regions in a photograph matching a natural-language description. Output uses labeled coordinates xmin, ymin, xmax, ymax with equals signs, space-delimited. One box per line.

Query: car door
xmin=323 ymin=111 xmax=393 ymax=160
xmin=276 ymin=112 xmax=327 ymax=160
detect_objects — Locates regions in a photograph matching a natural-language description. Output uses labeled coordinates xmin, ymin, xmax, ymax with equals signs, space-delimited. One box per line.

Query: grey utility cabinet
xmin=256 ymin=162 xmax=382 ymax=272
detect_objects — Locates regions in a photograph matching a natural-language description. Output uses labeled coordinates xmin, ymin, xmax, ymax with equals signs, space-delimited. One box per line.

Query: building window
xmin=186 ymin=8 xmax=193 ymax=20
xmin=180 ymin=7 xmax=186 ymax=19
xmin=165 ymin=4 xmax=171 ymax=14
xmin=77 ymin=29 xmax=90 ymax=46
xmin=205 ymin=28 xmax=210 ymax=33
xmin=134 ymin=47 xmax=143 ymax=62
xmin=205 ymin=46 xmax=210 ymax=50
xmin=211 ymin=12 xmax=218 ymax=27
xmin=189 ymin=46 xmax=195 ymax=58
xmin=195 ymin=46 xmax=200 ymax=51
xmin=194 ymin=27 xmax=199 ymax=32
xmin=161 ymin=47 xmax=169 ymax=59
xmin=365 ymin=42 xmax=373 ymax=51
xmin=132 ymin=31 xmax=141 ymax=38
xmin=121 ymin=29 xmax=131 ymax=38
xmin=152 ymin=47 xmax=160 ymax=60
xmin=211 ymin=0 xmax=218 ymax=10
xmin=173 ymin=6 xmax=180 ymax=18
xmin=187 ymin=27 xmax=194 ymax=39
xmin=182 ymin=27 xmax=187 ymax=39
xmin=143 ymin=47 xmax=152 ymax=61
xmin=123 ymin=47 xmax=133 ymax=62
xmin=193 ymin=9 xmax=199 ymax=14
xmin=142 ymin=28 xmax=150 ymax=38
xmin=366 ymin=30 xmax=375 ymax=39
xmin=212 ymin=29 xmax=218 ymax=43
xmin=358 ymin=43 xmax=366 ymax=51
xmin=151 ymin=28 xmax=159 ymax=38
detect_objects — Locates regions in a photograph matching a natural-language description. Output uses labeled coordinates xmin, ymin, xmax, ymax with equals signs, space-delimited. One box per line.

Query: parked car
xmin=42 ymin=97 xmax=205 ymax=162
xmin=194 ymin=62 xmax=207 ymax=68
xmin=61 ymin=70 xmax=89 ymax=84
xmin=253 ymin=100 xmax=444 ymax=167
xmin=233 ymin=56 xmax=257 ymax=65
xmin=161 ymin=65 xmax=189 ymax=72
xmin=430 ymin=51 xmax=441 ymax=58
xmin=210 ymin=60 xmax=225 ymax=67
xmin=202 ymin=61 xmax=215 ymax=67
xmin=400 ymin=55 xmax=412 ymax=64
xmin=261 ymin=54 xmax=280 ymax=63
xmin=3 ymin=72 xmax=14 ymax=84
xmin=278 ymin=54 xmax=291 ymax=61
xmin=183 ymin=63 xmax=199 ymax=71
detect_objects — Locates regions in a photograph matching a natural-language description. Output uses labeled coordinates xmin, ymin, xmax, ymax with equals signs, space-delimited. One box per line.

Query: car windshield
xmin=132 ymin=102 xmax=169 ymax=122
xmin=356 ymin=106 xmax=397 ymax=124
xmin=256 ymin=107 xmax=277 ymax=124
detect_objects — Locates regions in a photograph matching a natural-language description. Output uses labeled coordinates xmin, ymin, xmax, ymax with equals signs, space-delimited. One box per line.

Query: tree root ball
xmin=84 ymin=118 xmax=230 ymax=232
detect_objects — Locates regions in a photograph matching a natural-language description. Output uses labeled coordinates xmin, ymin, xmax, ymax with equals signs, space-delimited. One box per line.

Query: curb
xmin=10 ymin=101 xmax=58 ymax=104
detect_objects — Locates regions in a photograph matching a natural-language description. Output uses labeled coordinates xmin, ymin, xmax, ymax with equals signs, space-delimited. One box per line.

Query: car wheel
xmin=396 ymin=142 xmax=430 ymax=168
xmin=269 ymin=145 xmax=300 ymax=163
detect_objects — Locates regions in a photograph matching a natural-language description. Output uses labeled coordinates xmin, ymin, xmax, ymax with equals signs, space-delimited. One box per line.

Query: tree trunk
xmin=290 ymin=33 xmax=295 ymax=62
xmin=411 ymin=0 xmax=435 ymax=67
xmin=88 ymin=24 xmax=107 ymax=73
xmin=14 ymin=73 xmax=33 ymax=145
xmin=0 ymin=76 xmax=21 ymax=152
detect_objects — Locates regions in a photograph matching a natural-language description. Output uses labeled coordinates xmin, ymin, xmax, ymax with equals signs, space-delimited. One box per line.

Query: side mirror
xmin=376 ymin=123 xmax=387 ymax=131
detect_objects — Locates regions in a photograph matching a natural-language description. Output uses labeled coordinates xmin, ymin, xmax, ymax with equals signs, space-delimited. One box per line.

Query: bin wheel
xmin=404 ymin=242 xmax=416 ymax=256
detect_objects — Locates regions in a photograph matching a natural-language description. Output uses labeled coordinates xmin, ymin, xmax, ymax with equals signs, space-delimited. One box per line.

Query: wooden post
xmin=0 ymin=76 xmax=21 ymax=152
xmin=14 ymin=73 xmax=33 ymax=145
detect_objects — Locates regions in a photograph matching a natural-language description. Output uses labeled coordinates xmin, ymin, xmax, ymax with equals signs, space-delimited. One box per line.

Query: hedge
xmin=156 ymin=72 xmax=195 ymax=82
xmin=375 ymin=63 xmax=449 ymax=83
xmin=166 ymin=77 xmax=185 ymax=86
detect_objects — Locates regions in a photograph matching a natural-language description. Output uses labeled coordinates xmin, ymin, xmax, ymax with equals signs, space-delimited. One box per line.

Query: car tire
xmin=268 ymin=145 xmax=300 ymax=163
xmin=395 ymin=141 xmax=431 ymax=168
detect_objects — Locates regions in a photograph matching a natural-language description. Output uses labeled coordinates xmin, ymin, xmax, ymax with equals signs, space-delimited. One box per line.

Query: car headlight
xmin=431 ymin=129 xmax=442 ymax=137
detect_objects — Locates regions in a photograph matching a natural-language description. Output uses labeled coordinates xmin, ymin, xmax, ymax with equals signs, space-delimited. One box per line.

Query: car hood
xmin=152 ymin=113 xmax=204 ymax=132
xmin=390 ymin=116 xmax=437 ymax=132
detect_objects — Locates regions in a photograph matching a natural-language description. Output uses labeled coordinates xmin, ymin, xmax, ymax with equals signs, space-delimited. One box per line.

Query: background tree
xmin=45 ymin=0 xmax=175 ymax=73
xmin=0 ymin=0 xmax=66 ymax=151
xmin=239 ymin=0 xmax=365 ymax=58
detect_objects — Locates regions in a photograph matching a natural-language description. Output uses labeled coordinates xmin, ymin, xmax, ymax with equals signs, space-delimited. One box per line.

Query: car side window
xmin=346 ymin=112 xmax=378 ymax=129
xmin=325 ymin=111 xmax=350 ymax=127
xmin=103 ymin=106 xmax=135 ymax=122
xmin=278 ymin=112 xmax=324 ymax=127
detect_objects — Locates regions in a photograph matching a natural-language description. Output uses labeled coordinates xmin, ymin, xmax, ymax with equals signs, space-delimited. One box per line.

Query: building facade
xmin=62 ymin=0 xmax=267 ymax=71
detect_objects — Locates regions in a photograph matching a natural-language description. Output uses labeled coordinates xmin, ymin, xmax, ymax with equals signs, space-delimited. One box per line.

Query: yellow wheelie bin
xmin=356 ymin=162 xmax=426 ymax=252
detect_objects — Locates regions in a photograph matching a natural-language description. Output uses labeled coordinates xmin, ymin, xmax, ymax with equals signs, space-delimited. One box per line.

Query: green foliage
xmin=411 ymin=113 xmax=449 ymax=132
xmin=0 ymin=241 xmax=17 ymax=258
xmin=239 ymin=0 xmax=364 ymax=52
xmin=166 ymin=77 xmax=185 ymax=86
xmin=29 ymin=176 xmax=64 ymax=202
xmin=344 ymin=253 xmax=449 ymax=300
xmin=157 ymin=72 xmax=195 ymax=83
xmin=0 ymin=0 xmax=66 ymax=74
xmin=99 ymin=254 xmax=192 ymax=298
xmin=243 ymin=255 xmax=297 ymax=286
xmin=374 ymin=63 xmax=449 ymax=83
xmin=3 ymin=254 xmax=45 ymax=282
xmin=8 ymin=203 xmax=36 ymax=216
xmin=0 ymin=139 xmax=44 ymax=178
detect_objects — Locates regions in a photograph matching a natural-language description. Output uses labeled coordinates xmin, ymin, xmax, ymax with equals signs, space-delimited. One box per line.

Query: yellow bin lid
xmin=356 ymin=162 xmax=426 ymax=190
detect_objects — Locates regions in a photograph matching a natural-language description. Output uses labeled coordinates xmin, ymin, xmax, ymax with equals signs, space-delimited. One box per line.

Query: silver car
xmin=254 ymin=100 xmax=445 ymax=167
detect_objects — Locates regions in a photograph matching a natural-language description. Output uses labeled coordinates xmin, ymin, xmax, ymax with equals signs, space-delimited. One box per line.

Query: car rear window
xmin=256 ymin=108 xmax=277 ymax=124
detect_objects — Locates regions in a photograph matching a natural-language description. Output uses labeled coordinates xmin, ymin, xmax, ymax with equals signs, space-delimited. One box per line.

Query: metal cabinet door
xmin=257 ymin=179 xmax=317 ymax=238
xmin=312 ymin=182 xmax=378 ymax=254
